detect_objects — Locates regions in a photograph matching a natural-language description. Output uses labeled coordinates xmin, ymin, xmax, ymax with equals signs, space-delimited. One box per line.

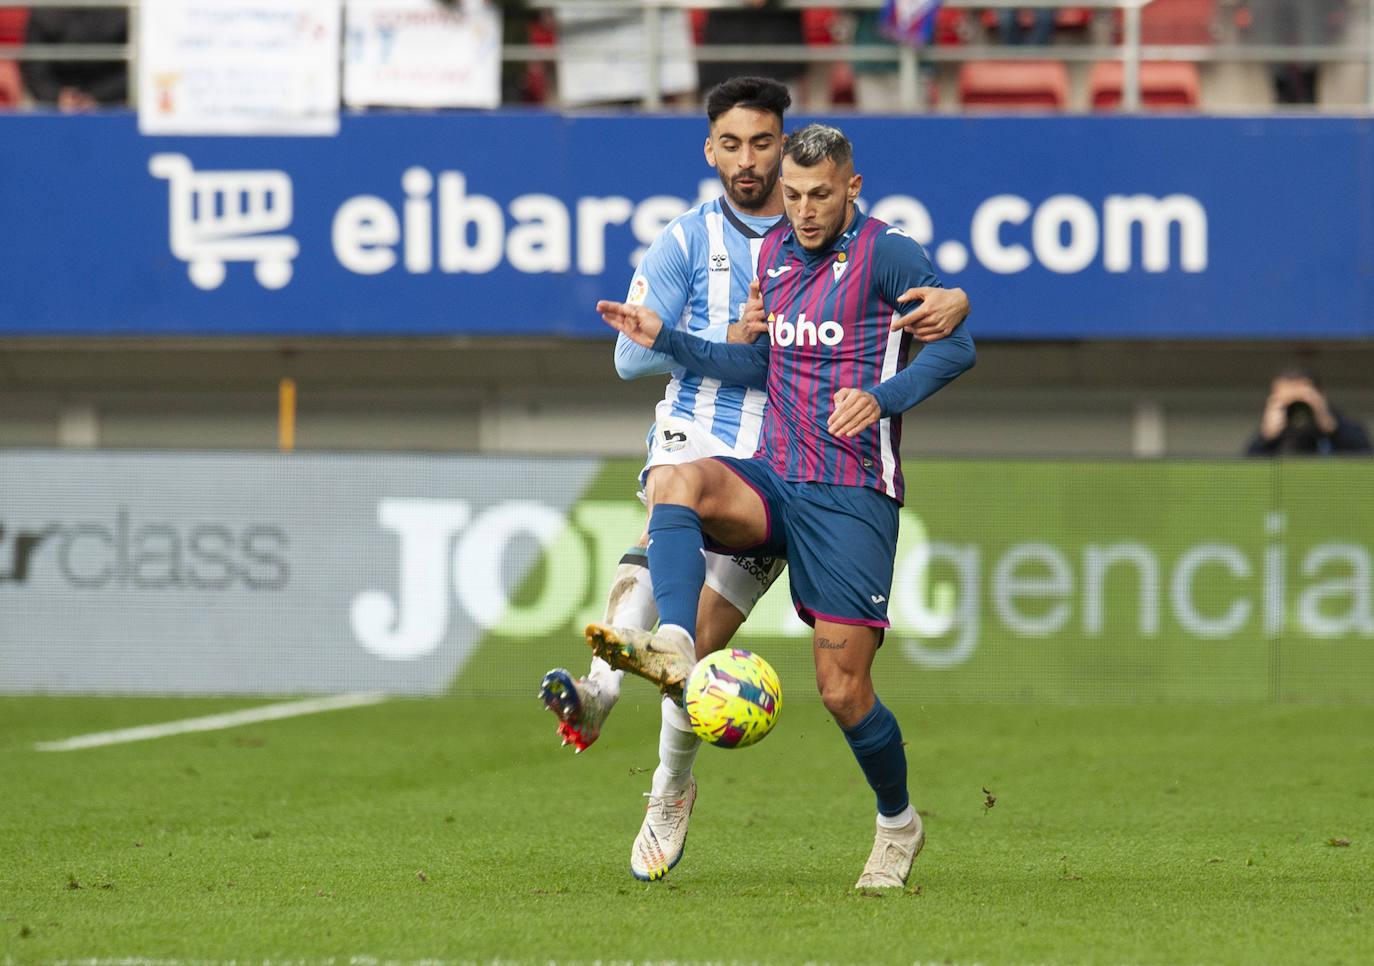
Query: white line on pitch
xmin=33 ymin=692 xmax=389 ymax=752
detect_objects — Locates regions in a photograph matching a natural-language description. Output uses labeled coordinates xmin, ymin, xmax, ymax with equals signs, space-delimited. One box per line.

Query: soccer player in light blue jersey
xmin=542 ymin=82 xmax=971 ymax=883
xmin=593 ymin=123 xmax=976 ymax=889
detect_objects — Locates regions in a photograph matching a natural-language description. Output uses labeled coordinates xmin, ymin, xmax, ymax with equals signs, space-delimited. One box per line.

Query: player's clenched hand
xmin=597 ymin=300 xmax=664 ymax=348
xmin=728 ymin=277 xmax=769 ymax=343
xmin=828 ymin=387 xmax=881 ymax=438
xmin=892 ymin=286 xmax=970 ymax=342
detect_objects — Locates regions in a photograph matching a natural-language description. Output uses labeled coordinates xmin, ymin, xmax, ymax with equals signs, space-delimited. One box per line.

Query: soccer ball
xmin=682 ymin=648 xmax=782 ymax=749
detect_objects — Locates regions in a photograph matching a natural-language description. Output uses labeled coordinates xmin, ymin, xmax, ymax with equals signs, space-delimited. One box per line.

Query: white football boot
xmin=631 ymin=778 xmax=697 ymax=881
xmin=855 ymin=812 xmax=925 ymax=888
xmin=538 ymin=668 xmax=617 ymax=752
xmin=585 ymin=623 xmax=695 ymax=700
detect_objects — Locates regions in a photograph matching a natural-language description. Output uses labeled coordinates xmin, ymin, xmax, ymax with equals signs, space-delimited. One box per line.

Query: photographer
xmin=1245 ymin=365 xmax=1372 ymax=456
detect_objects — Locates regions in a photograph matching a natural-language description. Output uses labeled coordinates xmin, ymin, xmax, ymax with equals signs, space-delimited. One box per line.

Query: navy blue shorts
xmin=711 ymin=457 xmax=899 ymax=628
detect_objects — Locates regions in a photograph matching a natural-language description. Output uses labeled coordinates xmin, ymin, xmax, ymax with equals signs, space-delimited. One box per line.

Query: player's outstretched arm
xmin=614 ymin=333 xmax=677 ymax=380
xmin=891 ymin=286 xmax=970 ymax=343
xmin=600 ymin=297 xmax=769 ymax=389
xmin=598 ymin=300 xmax=664 ymax=348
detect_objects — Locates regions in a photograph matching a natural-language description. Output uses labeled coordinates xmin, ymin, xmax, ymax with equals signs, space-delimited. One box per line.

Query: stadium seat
xmin=0 ymin=6 xmax=26 ymax=108
xmin=958 ymin=60 xmax=1070 ymax=110
xmin=0 ymin=7 xmax=27 ymax=46
xmin=1140 ymin=0 xmax=1216 ymax=45
xmin=798 ymin=8 xmax=856 ymax=107
xmin=931 ymin=7 xmax=970 ymax=45
xmin=1089 ymin=60 xmax=1202 ymax=110
xmin=519 ymin=11 xmax=556 ymax=104
xmin=1055 ymin=7 xmax=1094 ymax=30
xmin=0 ymin=57 xmax=20 ymax=107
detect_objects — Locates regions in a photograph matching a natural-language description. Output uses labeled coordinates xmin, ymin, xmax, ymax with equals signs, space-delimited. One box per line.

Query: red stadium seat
xmin=0 ymin=6 xmax=21 ymax=108
xmin=1140 ymin=0 xmax=1216 ymax=45
xmin=0 ymin=7 xmax=27 ymax=46
xmin=931 ymin=7 xmax=970 ymax=45
xmin=690 ymin=8 xmax=708 ymax=45
xmin=518 ymin=12 xmax=556 ymax=104
xmin=1089 ymin=60 xmax=1201 ymax=110
xmin=798 ymin=8 xmax=856 ymax=105
xmin=958 ymin=60 xmax=1070 ymax=110
xmin=0 ymin=57 xmax=22 ymax=107
xmin=801 ymin=8 xmax=839 ymax=45
xmin=1055 ymin=7 xmax=1094 ymax=30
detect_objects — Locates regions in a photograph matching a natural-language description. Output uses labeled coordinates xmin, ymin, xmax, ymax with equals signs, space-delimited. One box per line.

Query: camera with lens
xmin=1277 ymin=401 xmax=1320 ymax=454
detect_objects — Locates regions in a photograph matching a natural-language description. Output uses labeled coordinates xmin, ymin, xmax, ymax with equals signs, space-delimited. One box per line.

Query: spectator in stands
xmin=849 ymin=8 xmax=904 ymax=112
xmin=20 ymin=6 xmax=128 ymax=111
xmin=697 ymin=0 xmax=808 ymax=106
xmin=996 ymin=8 xmax=1056 ymax=46
xmin=1245 ymin=364 xmax=1372 ymax=456
xmin=849 ymin=5 xmax=958 ymax=112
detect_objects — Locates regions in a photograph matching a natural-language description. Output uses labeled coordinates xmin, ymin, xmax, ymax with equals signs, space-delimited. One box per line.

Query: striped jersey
xmin=614 ymin=197 xmax=784 ymax=452
xmin=754 ymin=208 xmax=943 ymax=504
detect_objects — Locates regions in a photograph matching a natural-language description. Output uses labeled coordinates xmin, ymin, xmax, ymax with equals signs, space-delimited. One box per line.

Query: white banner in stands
xmin=553 ymin=4 xmax=697 ymax=106
xmin=344 ymin=0 xmax=502 ymax=110
xmin=137 ymin=0 xmax=341 ymax=136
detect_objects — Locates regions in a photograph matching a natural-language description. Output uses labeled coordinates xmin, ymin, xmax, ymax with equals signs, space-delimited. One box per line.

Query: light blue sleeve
xmin=613 ymin=219 xmax=695 ymax=380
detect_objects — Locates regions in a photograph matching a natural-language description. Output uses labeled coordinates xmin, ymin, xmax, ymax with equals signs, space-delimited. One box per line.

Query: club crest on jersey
xmin=831 ymin=260 xmax=847 ymax=284
xmin=709 ymin=252 xmax=729 ymax=272
xmin=656 ymin=416 xmax=692 ymax=453
xmin=767 ymin=311 xmax=844 ymax=347
xmin=628 ymin=276 xmax=648 ymax=305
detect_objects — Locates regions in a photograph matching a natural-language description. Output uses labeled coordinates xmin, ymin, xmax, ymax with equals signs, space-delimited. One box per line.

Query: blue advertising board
xmin=0 ymin=111 xmax=1369 ymax=339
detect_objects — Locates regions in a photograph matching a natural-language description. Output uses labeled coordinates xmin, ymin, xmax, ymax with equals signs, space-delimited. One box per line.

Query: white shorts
xmin=638 ymin=399 xmax=760 ymax=482
xmin=638 ymin=399 xmax=785 ymax=617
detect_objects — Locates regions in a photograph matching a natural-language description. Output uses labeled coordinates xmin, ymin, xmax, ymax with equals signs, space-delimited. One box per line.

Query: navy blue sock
xmin=646 ymin=503 xmax=705 ymax=636
xmin=841 ymin=698 xmax=910 ymax=817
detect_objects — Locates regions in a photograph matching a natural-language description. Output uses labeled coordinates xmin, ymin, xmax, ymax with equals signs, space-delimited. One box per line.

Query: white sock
xmin=604 ymin=556 xmax=658 ymax=628
xmin=651 ymin=695 xmax=700 ymax=797
xmin=586 ymin=553 xmax=657 ymax=695
xmin=877 ymin=805 xmax=915 ymax=829
xmin=586 ymin=656 xmax=623 ymax=699
xmin=657 ymin=622 xmax=695 ymax=654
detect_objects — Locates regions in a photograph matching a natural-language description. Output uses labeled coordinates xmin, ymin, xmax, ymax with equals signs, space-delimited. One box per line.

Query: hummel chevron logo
xmin=765 ymin=265 xmax=793 ymax=278
xmin=870 ymin=594 xmax=886 ymax=604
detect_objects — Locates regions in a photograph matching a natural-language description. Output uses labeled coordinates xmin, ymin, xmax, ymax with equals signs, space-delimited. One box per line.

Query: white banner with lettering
xmin=137 ymin=0 xmax=342 ymax=136
xmin=554 ymin=4 xmax=697 ymax=106
xmin=344 ymin=0 xmax=502 ymax=109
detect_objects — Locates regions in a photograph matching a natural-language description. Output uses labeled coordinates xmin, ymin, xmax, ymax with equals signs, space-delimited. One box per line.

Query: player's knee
xmin=646 ymin=463 xmax=704 ymax=509
xmin=816 ymin=672 xmax=872 ymax=727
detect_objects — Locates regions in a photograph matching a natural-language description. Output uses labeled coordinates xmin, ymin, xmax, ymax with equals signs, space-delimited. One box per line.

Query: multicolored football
xmin=682 ymin=648 xmax=782 ymax=749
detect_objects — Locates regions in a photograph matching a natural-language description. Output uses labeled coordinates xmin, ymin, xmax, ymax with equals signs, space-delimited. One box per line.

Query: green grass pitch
xmin=2 ymin=693 xmax=1371 ymax=966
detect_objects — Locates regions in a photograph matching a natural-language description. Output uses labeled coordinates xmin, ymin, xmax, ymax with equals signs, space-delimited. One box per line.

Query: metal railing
xmin=523 ymin=0 xmax=1374 ymax=110
xmin=5 ymin=0 xmax=1374 ymax=113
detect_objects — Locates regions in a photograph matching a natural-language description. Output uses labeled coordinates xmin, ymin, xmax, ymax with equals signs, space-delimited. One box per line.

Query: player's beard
xmin=723 ymin=170 xmax=775 ymax=214
xmin=793 ymin=201 xmax=855 ymax=252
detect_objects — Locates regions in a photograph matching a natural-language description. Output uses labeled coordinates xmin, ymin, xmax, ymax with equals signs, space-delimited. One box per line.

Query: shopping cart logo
xmin=149 ymin=153 xmax=300 ymax=291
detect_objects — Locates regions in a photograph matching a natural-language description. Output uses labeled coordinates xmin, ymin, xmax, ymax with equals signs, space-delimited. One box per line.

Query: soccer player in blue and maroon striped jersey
xmin=590 ymin=122 xmax=976 ymax=889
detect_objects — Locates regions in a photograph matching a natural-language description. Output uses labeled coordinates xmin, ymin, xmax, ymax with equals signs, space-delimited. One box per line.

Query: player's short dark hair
xmin=783 ymin=123 xmax=853 ymax=169
xmin=705 ymin=76 xmax=791 ymax=125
